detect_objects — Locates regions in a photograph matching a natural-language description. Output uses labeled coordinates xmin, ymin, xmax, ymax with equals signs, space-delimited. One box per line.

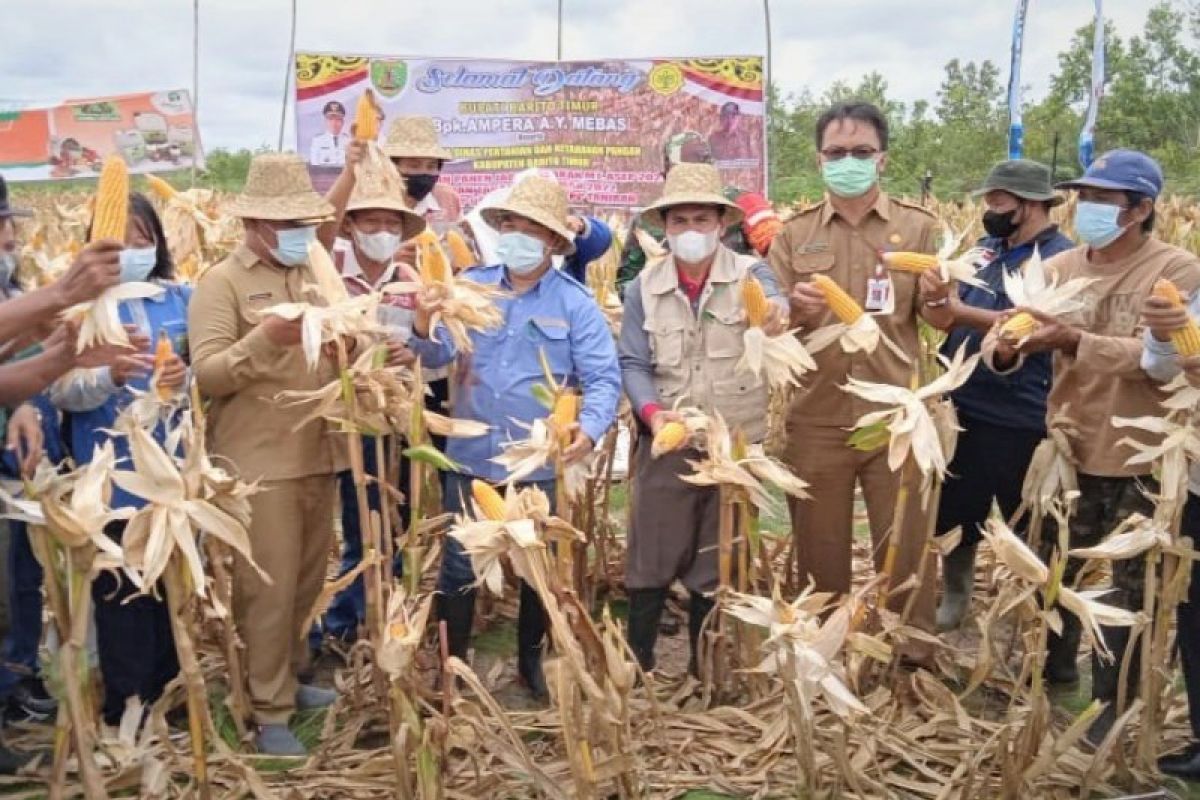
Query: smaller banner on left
xmin=0 ymin=90 xmax=202 ymax=182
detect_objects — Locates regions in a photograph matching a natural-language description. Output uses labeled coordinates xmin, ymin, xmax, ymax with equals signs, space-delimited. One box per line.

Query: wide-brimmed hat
xmin=225 ymin=153 xmax=334 ymax=221
xmin=382 ymin=117 xmax=453 ymax=161
xmin=972 ymin=159 xmax=1063 ymax=206
xmin=640 ymin=163 xmax=743 ymax=228
xmin=344 ymin=160 xmax=426 ymax=241
xmin=0 ymin=175 xmax=32 ymax=219
xmin=480 ymin=175 xmax=576 ymax=256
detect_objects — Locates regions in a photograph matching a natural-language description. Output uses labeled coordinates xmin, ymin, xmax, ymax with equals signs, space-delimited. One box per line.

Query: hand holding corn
xmin=789 ymin=280 xmax=829 ymax=328
xmin=1144 ymin=280 xmax=1200 ymax=356
xmin=53 ymin=240 xmax=123 ymax=308
xmin=1000 ymin=308 xmax=1082 ymax=355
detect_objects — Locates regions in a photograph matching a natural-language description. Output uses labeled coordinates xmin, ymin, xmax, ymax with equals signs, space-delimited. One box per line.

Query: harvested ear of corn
xmin=415 ymin=230 xmax=451 ymax=284
xmin=999 ymin=310 xmax=1038 ymax=343
xmin=811 ymin=274 xmax=863 ymax=324
xmin=445 ymin=229 xmax=476 ymax=271
xmin=90 ymin=156 xmax=129 ymax=242
xmin=880 ymin=251 xmax=939 ymax=273
xmin=353 ymin=90 xmax=380 ymax=141
xmin=153 ymin=330 xmax=175 ymax=401
xmin=472 ymin=479 xmax=507 ymax=521
xmin=651 ymin=421 xmax=688 ymax=458
xmin=1152 ymin=278 xmax=1200 ymax=356
xmin=742 ymin=276 xmax=770 ymax=327
xmin=144 ymin=174 xmax=177 ymax=202
xmin=551 ymin=392 xmax=580 ymax=448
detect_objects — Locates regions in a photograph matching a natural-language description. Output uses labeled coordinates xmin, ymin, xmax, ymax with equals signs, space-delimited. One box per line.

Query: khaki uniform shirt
xmin=189 ymin=244 xmax=342 ymax=483
xmin=985 ymin=237 xmax=1200 ymax=477
xmin=769 ymin=192 xmax=939 ymax=428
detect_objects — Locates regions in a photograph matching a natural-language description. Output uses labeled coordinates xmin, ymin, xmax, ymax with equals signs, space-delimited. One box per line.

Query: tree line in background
xmin=14 ymin=1 xmax=1200 ymax=204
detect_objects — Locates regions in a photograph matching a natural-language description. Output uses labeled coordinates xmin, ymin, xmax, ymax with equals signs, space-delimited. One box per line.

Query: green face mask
xmin=822 ymin=156 xmax=879 ymax=198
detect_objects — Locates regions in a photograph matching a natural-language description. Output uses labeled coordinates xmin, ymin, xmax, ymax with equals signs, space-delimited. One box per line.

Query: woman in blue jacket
xmin=51 ymin=192 xmax=190 ymax=727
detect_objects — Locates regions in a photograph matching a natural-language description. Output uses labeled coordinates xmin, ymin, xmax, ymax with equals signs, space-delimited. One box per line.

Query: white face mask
xmin=353 ymin=229 xmax=402 ymax=263
xmin=667 ymin=229 xmax=719 ymax=264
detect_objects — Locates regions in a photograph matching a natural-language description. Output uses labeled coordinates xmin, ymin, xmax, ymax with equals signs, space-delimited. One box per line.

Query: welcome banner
xmin=294 ymin=53 xmax=764 ymax=211
xmin=0 ymin=90 xmax=201 ymax=182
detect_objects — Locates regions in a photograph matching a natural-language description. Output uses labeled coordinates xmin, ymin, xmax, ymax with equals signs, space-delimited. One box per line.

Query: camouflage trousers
xmin=1043 ymin=472 xmax=1157 ymax=611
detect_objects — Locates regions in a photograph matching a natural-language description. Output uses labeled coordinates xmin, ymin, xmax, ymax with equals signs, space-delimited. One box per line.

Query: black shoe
xmin=517 ymin=581 xmax=548 ymax=701
xmin=0 ymin=740 xmax=32 ymax=775
xmin=6 ymin=676 xmax=56 ymax=722
xmin=1160 ymin=743 xmax=1200 ymax=779
xmin=627 ymin=588 xmax=668 ymax=672
xmin=687 ymin=592 xmax=716 ymax=678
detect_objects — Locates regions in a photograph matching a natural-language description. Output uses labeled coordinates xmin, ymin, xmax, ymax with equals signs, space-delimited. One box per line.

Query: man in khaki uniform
xmin=768 ymin=102 xmax=941 ymax=635
xmin=618 ymin=163 xmax=788 ymax=674
xmin=189 ymin=153 xmax=343 ymax=756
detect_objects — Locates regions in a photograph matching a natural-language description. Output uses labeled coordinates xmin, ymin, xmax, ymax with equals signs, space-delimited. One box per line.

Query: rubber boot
xmin=1044 ymin=609 xmax=1081 ymax=686
xmin=436 ymin=589 xmax=477 ymax=663
xmin=1086 ymin=624 xmax=1139 ymax=748
xmin=516 ymin=581 xmax=548 ymax=701
xmin=936 ymin=543 xmax=977 ymax=632
xmin=687 ymin=592 xmax=716 ymax=678
xmin=627 ymin=589 xmax=668 ymax=672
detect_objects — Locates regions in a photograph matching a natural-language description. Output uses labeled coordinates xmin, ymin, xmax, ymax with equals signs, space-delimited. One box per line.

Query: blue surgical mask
xmin=0 ymin=251 xmax=15 ymax=287
xmin=822 ymin=156 xmax=879 ymax=198
xmin=119 ymin=246 xmax=157 ymax=283
xmin=270 ymin=225 xmax=317 ymax=267
xmin=1074 ymin=201 xmax=1129 ymax=249
xmin=496 ymin=231 xmax=547 ymax=276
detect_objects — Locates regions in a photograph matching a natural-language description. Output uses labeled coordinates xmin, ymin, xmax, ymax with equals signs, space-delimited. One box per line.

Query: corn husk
xmin=66 ymin=282 xmax=165 ymax=352
xmin=1000 ymin=246 xmax=1095 ymax=346
xmin=737 ymin=325 xmax=817 ymax=389
xmin=806 ymin=312 xmax=910 ymax=363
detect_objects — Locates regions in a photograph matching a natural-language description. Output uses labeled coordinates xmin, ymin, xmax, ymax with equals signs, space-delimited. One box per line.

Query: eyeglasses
xmin=820 ymin=147 xmax=880 ymax=161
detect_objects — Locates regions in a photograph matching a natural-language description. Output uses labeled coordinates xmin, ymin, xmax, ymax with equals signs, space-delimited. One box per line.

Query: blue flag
xmin=1079 ymin=0 xmax=1105 ymax=168
xmin=1007 ymin=0 xmax=1030 ymax=160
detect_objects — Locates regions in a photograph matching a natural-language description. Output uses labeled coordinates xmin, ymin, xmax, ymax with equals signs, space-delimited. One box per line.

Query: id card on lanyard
xmin=865 ymin=263 xmax=895 ymax=315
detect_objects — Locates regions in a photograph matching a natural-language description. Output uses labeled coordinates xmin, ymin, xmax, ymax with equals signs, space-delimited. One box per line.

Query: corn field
xmin=2 ymin=184 xmax=1200 ymax=799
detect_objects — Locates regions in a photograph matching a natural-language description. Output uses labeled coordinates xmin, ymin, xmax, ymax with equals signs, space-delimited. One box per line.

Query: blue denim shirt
xmin=51 ymin=282 xmax=192 ymax=509
xmin=409 ymin=264 xmax=621 ymax=482
xmin=941 ymin=227 xmax=1075 ymax=433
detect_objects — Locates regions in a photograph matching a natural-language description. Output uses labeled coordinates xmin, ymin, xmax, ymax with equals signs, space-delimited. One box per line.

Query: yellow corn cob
xmin=1153 ymin=279 xmax=1200 ymax=356
xmin=999 ymin=311 xmax=1038 ymax=342
xmin=153 ymin=330 xmax=175 ymax=401
xmin=811 ymin=274 xmax=863 ymax=324
xmin=415 ymin=230 xmax=450 ymax=284
xmin=353 ymin=90 xmax=379 ymax=141
xmin=651 ymin=421 xmax=688 ymax=458
xmin=445 ymin=228 xmax=476 ymax=271
xmin=881 ymin=251 xmax=938 ymax=273
xmin=742 ymin=276 xmax=770 ymax=327
xmin=145 ymin=174 xmax=177 ymax=202
xmin=471 ymin=480 xmax=507 ymax=521
xmin=90 ymin=156 xmax=129 ymax=242
xmin=551 ymin=392 xmax=579 ymax=428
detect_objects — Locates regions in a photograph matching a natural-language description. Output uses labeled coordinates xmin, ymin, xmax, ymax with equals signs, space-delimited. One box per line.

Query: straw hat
xmin=226 ymin=152 xmax=334 ymax=221
xmin=480 ymin=175 xmax=576 ymax=256
xmin=344 ymin=159 xmax=426 ymax=241
xmin=382 ymin=116 xmax=453 ymax=161
xmin=640 ymin=163 xmax=743 ymax=228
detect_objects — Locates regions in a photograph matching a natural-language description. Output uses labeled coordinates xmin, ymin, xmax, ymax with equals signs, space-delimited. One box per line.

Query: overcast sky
xmin=0 ymin=0 xmax=1163 ymax=153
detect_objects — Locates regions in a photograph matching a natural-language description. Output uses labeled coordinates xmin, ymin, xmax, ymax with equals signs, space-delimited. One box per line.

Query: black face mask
xmin=982 ymin=206 xmax=1021 ymax=239
xmin=404 ymin=173 xmax=439 ymax=202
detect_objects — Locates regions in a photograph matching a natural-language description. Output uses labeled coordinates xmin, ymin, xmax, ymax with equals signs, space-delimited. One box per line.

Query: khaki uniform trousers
xmin=233 ymin=475 xmax=336 ymax=725
xmin=786 ymin=424 xmax=936 ymax=632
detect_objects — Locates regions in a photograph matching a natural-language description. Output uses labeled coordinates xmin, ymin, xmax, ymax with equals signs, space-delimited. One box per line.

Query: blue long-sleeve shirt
xmin=561 ymin=216 xmax=612 ymax=284
xmin=409 ymin=263 xmax=621 ymax=482
xmin=941 ymin=226 xmax=1075 ymax=433
xmin=50 ymin=282 xmax=192 ymax=509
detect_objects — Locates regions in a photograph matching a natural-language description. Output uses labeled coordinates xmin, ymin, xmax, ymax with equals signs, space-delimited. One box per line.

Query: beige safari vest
xmin=640 ymin=246 xmax=768 ymax=442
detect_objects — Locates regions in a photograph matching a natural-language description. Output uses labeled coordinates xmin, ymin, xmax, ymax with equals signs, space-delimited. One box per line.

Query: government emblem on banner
xmin=371 ymin=60 xmax=408 ymax=98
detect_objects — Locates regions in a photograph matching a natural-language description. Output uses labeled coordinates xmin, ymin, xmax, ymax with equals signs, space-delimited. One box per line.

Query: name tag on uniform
xmin=865 ymin=265 xmax=895 ymax=314
xmin=247 ymin=291 xmax=274 ymax=303
xmin=795 ymin=242 xmax=829 ymax=255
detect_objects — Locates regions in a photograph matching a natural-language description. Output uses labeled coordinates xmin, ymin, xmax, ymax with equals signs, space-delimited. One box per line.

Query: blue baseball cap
xmin=1056 ymin=149 xmax=1163 ymax=199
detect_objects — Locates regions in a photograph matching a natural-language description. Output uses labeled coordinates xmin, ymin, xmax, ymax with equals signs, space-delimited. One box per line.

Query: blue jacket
xmin=51 ymin=282 xmax=192 ymax=509
xmin=941 ymin=226 xmax=1075 ymax=433
xmin=560 ymin=216 xmax=613 ymax=284
xmin=409 ymin=264 xmax=621 ymax=482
